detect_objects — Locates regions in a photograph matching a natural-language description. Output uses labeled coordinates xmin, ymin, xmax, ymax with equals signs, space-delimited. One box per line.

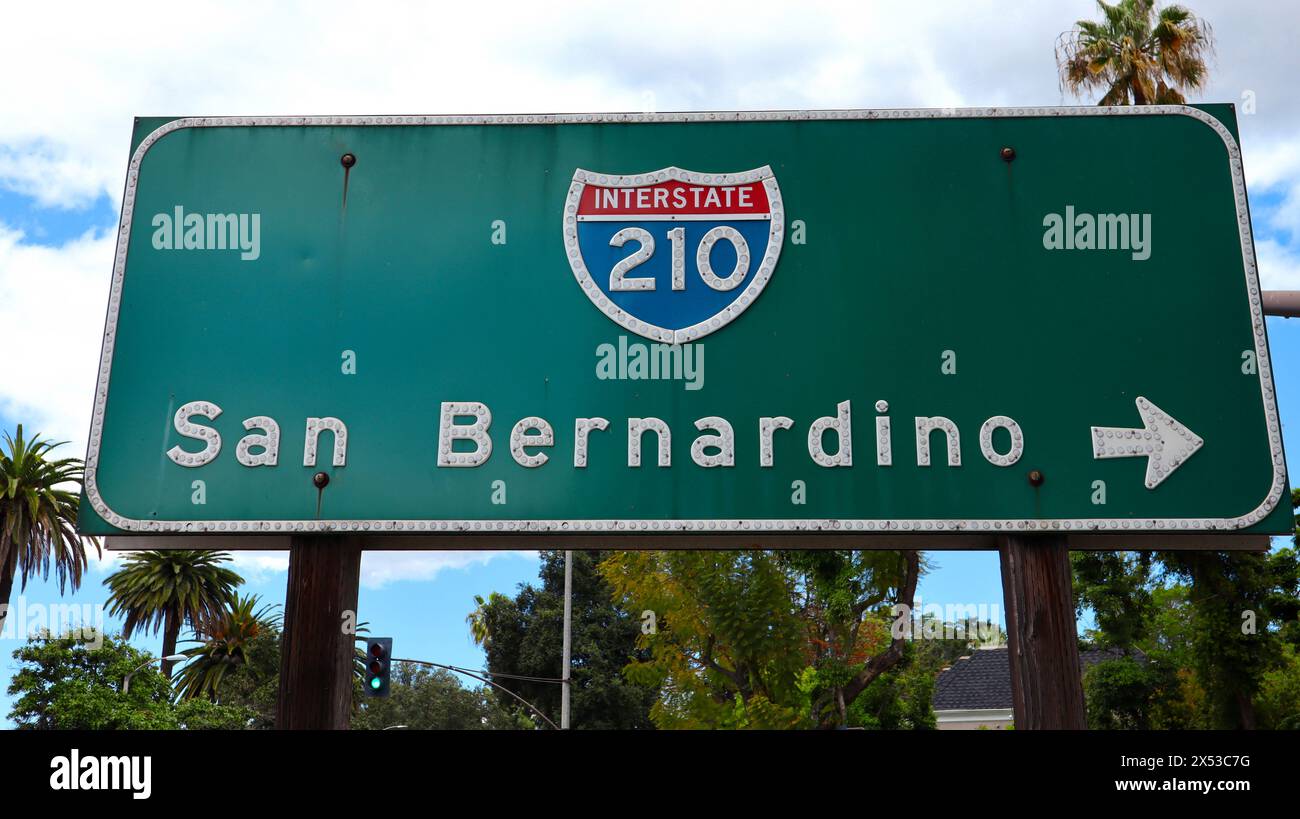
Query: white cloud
xmin=86 ymin=546 xmax=125 ymax=574
xmin=226 ymin=552 xmax=292 ymax=585
xmin=1254 ymin=237 xmax=1300 ymax=291
xmin=83 ymin=548 xmax=538 ymax=592
xmin=220 ymin=549 xmax=538 ymax=590
xmin=1 ymin=0 xmax=1296 ymax=209
xmin=0 ymin=1 xmax=1102 ymax=213
xmin=0 ymin=143 xmax=113 ymax=211
xmin=1243 ymin=139 xmax=1300 ymax=192
xmin=0 ymin=224 xmax=113 ymax=448
xmin=359 ymin=550 xmax=537 ymax=590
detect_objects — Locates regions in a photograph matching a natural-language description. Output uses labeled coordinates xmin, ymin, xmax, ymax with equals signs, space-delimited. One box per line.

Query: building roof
xmin=932 ymin=646 xmax=1133 ymax=711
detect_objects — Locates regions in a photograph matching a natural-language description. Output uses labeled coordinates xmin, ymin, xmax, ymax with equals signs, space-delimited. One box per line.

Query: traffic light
xmin=364 ymin=638 xmax=392 ymax=697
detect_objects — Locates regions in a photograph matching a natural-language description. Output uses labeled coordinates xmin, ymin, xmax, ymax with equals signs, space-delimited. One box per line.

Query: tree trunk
xmin=161 ymin=610 xmax=180 ymax=679
xmin=1131 ymin=75 xmax=1148 ymax=105
xmin=836 ymin=551 xmax=921 ymax=719
xmin=1237 ymin=691 xmax=1257 ymax=730
xmin=0 ymin=549 xmax=16 ymax=636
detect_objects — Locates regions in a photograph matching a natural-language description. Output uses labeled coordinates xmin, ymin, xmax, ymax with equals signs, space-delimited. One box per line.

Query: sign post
xmin=81 ymin=106 xmax=1288 ymax=729
xmin=276 ymin=535 xmax=361 ymax=730
xmin=1000 ymin=535 xmax=1087 ymax=729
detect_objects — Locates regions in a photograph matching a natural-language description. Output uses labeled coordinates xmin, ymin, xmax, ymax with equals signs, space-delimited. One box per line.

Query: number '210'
xmin=608 ymin=226 xmax=751 ymax=293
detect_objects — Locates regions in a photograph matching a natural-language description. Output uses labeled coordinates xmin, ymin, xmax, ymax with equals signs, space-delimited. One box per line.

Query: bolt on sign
xmin=79 ymin=106 xmax=1289 ymax=540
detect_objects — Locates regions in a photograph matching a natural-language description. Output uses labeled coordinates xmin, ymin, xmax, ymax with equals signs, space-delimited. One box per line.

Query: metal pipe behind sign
xmin=1263 ymin=290 xmax=1300 ymax=318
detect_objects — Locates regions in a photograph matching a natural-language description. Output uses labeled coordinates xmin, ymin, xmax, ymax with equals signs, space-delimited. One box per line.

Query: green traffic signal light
xmin=364 ymin=637 xmax=392 ymax=697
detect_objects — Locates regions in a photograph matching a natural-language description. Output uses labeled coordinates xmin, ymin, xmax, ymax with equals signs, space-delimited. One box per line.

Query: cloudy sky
xmin=1 ymin=0 xmax=1298 ymax=719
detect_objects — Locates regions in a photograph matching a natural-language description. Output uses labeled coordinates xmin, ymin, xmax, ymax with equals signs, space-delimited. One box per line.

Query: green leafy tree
xmin=353 ymin=662 xmax=514 ymax=730
xmin=1253 ymin=492 xmax=1300 ymax=729
xmin=1074 ymin=551 xmax=1195 ymax=728
xmin=787 ymin=551 xmax=922 ymax=728
xmin=204 ymin=627 xmax=281 ymax=727
xmin=848 ymin=641 xmax=937 ymax=730
xmin=0 ymin=425 xmax=99 ymax=636
xmin=1072 ymin=551 xmax=1156 ymax=649
xmin=1144 ymin=584 xmax=1195 ymax=668
xmin=859 ymin=612 xmax=1006 ymax=731
xmin=1057 ymin=0 xmax=1213 ymax=105
xmin=1159 ymin=547 xmax=1298 ymax=729
xmin=1141 ymin=584 xmax=1199 ymax=728
xmin=1074 ymin=493 xmax=1300 ymax=729
xmin=1077 ymin=560 xmax=1289 ymax=730
xmin=600 ymin=549 xmax=919 ymax=729
xmin=7 ymin=630 xmax=251 ymax=729
xmin=1083 ymin=655 xmax=1165 ymax=729
xmin=1256 ymin=643 xmax=1300 ymax=730
xmin=172 ymin=697 xmax=259 ymax=729
xmin=104 ymin=550 xmax=243 ymax=679
xmin=601 ymin=550 xmax=806 ymax=728
xmin=476 ymin=550 xmax=658 ymax=729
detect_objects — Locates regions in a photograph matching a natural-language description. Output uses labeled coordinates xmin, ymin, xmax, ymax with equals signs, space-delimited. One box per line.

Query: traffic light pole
xmin=276 ymin=535 xmax=363 ymax=730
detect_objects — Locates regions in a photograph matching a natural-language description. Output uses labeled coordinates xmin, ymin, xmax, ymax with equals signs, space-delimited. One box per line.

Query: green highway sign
xmin=79 ymin=106 xmax=1289 ymax=538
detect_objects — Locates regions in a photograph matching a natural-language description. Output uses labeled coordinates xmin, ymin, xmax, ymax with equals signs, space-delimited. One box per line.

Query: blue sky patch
xmin=0 ymin=188 xmax=117 ymax=245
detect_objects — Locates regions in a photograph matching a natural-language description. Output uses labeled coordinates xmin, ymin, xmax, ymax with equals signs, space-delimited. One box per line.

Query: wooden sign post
xmin=1000 ymin=536 xmax=1087 ymax=729
xmin=275 ymin=536 xmax=362 ymax=730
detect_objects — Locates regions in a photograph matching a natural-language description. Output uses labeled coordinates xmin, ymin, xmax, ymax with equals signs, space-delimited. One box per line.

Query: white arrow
xmin=1090 ymin=396 xmax=1204 ymax=490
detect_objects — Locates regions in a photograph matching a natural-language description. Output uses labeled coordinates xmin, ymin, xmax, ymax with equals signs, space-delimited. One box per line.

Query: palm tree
xmin=466 ymin=592 xmax=507 ymax=647
xmin=0 ymin=425 xmax=99 ymax=635
xmin=104 ymin=550 xmax=242 ymax=678
xmin=1057 ymin=0 xmax=1213 ymax=105
xmin=173 ymin=593 xmax=279 ymax=701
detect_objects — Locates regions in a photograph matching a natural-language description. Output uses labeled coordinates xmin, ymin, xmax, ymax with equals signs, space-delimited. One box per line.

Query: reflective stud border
xmin=84 ymin=106 xmax=1287 ymax=534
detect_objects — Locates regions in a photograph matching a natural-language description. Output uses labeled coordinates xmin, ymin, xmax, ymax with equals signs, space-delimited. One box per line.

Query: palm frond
xmin=103 ymin=550 xmax=243 ymax=638
xmin=173 ymin=593 xmax=280 ymax=701
xmin=1056 ymin=0 xmax=1213 ymax=105
xmin=0 ymin=424 xmax=99 ymax=597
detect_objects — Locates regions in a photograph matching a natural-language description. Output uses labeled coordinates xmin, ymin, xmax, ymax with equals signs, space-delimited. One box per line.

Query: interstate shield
xmin=563 ymin=165 xmax=784 ymax=343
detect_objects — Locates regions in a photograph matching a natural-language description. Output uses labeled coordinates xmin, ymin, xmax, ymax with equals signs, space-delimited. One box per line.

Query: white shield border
xmin=562 ymin=165 xmax=784 ymax=344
